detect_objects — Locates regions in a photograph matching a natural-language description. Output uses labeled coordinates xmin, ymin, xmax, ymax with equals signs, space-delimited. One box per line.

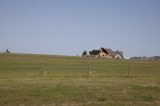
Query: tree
xmin=5 ymin=49 xmax=10 ymax=53
xmin=89 ymin=50 xmax=100 ymax=55
xmin=82 ymin=50 xmax=87 ymax=57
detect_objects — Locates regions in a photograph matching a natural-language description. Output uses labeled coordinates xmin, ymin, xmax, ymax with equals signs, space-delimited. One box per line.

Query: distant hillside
xmin=130 ymin=56 xmax=160 ymax=60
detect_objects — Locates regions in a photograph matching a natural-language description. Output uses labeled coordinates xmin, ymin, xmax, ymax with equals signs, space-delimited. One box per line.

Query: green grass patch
xmin=0 ymin=53 xmax=160 ymax=106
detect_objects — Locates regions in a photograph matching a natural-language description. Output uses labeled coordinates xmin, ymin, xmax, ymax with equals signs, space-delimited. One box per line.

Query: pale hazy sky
xmin=0 ymin=0 xmax=160 ymax=57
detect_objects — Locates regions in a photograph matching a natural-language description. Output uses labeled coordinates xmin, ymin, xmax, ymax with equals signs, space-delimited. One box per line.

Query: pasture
xmin=0 ymin=53 xmax=160 ymax=106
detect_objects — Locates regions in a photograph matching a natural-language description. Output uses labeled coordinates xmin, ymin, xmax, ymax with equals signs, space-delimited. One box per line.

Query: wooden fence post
xmin=41 ymin=60 xmax=44 ymax=77
xmin=128 ymin=62 xmax=130 ymax=78
xmin=88 ymin=63 xmax=90 ymax=78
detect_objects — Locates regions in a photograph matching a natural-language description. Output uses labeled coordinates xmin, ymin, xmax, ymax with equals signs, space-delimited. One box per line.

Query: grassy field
xmin=0 ymin=53 xmax=160 ymax=106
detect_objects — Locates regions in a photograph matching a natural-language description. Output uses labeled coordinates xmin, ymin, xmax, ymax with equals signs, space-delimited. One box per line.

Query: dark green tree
xmin=82 ymin=50 xmax=87 ymax=57
xmin=89 ymin=50 xmax=100 ymax=55
xmin=6 ymin=49 xmax=10 ymax=53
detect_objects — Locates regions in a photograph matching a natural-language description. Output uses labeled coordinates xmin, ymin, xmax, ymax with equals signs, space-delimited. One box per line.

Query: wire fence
xmin=39 ymin=58 xmax=160 ymax=78
xmin=0 ymin=55 xmax=160 ymax=79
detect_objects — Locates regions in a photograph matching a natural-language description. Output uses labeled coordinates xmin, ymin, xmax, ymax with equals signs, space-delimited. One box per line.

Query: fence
xmin=39 ymin=58 xmax=160 ymax=79
xmin=0 ymin=54 xmax=160 ymax=79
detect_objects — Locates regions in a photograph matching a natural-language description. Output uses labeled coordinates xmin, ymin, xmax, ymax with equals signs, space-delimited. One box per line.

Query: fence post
xmin=88 ymin=63 xmax=90 ymax=78
xmin=41 ymin=60 xmax=44 ymax=77
xmin=128 ymin=62 xmax=130 ymax=78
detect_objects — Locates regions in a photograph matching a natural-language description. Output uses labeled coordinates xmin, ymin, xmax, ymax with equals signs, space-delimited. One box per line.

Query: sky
xmin=0 ymin=0 xmax=160 ymax=57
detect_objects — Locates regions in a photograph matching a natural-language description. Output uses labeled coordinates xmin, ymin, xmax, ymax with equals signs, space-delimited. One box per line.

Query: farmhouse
xmin=90 ymin=48 xmax=124 ymax=59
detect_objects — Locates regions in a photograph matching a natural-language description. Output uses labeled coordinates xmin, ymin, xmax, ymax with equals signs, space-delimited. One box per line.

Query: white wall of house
xmin=97 ymin=52 xmax=112 ymax=58
xmin=115 ymin=54 xmax=122 ymax=59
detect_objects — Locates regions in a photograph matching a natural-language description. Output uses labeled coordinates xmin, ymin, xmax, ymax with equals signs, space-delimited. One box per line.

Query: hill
xmin=0 ymin=53 xmax=160 ymax=106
